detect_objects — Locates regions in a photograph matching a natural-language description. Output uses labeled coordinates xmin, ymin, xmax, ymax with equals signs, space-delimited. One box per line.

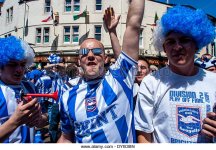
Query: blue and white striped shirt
xmin=0 ymin=81 xmax=35 ymax=143
xmin=51 ymin=74 xmax=64 ymax=103
xmin=60 ymin=52 xmax=137 ymax=143
xmin=35 ymin=75 xmax=52 ymax=102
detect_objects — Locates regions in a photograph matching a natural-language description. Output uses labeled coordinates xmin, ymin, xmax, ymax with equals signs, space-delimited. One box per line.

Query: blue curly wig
xmin=0 ymin=36 xmax=35 ymax=68
xmin=153 ymin=5 xmax=215 ymax=52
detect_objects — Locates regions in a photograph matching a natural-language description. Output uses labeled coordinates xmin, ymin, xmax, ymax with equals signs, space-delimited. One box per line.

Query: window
xmin=44 ymin=0 xmax=51 ymax=13
xmin=94 ymin=26 xmax=101 ymax=41
xmin=10 ymin=7 xmax=13 ymax=22
xmin=6 ymin=9 xmax=9 ymax=23
xmin=95 ymin=0 xmax=102 ymax=11
xmin=43 ymin=27 xmax=50 ymax=43
xmin=139 ymin=29 xmax=143 ymax=47
xmin=6 ymin=7 xmax=13 ymax=23
xmin=74 ymin=0 xmax=80 ymax=12
xmin=36 ymin=27 xmax=49 ymax=44
xmin=65 ymin=0 xmax=72 ymax=12
xmin=72 ymin=26 xmax=79 ymax=43
xmin=64 ymin=26 xmax=71 ymax=43
xmin=36 ymin=28 xmax=42 ymax=44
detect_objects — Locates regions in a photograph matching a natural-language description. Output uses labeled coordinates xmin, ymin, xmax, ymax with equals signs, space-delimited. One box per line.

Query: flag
xmin=146 ymin=12 xmax=158 ymax=26
xmin=154 ymin=12 xmax=158 ymax=24
xmin=41 ymin=7 xmax=53 ymax=22
xmin=73 ymin=9 xmax=87 ymax=21
xmin=79 ymin=30 xmax=89 ymax=44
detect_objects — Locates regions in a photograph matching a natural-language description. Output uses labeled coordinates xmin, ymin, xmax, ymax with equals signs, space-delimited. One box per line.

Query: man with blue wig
xmin=0 ymin=36 xmax=48 ymax=143
xmin=135 ymin=5 xmax=216 ymax=143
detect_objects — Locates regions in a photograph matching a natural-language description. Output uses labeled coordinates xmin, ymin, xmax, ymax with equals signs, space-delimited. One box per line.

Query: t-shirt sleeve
xmin=109 ymin=51 xmax=138 ymax=89
xmin=134 ymin=76 xmax=155 ymax=133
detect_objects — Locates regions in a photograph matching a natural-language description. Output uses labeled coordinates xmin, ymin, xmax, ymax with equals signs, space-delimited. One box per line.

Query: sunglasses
xmin=79 ymin=48 xmax=103 ymax=55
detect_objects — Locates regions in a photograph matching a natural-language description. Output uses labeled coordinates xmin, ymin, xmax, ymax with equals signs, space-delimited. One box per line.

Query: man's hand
xmin=9 ymin=98 xmax=41 ymax=127
xmin=103 ymin=7 xmax=120 ymax=33
xmin=201 ymin=112 xmax=216 ymax=140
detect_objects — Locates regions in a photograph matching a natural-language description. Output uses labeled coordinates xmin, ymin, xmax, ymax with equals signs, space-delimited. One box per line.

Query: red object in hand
xmin=22 ymin=95 xmax=33 ymax=103
xmin=23 ymin=91 xmax=58 ymax=102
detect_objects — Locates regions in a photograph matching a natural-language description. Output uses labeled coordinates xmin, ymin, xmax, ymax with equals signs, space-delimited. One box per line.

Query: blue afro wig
xmin=0 ymin=36 xmax=35 ymax=68
xmin=153 ymin=5 xmax=215 ymax=52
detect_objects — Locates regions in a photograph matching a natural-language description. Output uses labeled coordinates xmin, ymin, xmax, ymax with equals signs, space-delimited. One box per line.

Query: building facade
xmin=5 ymin=0 xmax=214 ymax=67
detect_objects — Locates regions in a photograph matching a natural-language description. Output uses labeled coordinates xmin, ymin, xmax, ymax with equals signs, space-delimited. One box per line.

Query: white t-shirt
xmin=135 ymin=66 xmax=216 ymax=143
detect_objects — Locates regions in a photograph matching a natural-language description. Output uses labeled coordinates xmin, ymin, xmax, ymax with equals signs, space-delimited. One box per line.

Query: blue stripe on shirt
xmin=111 ymin=69 xmax=134 ymax=111
xmin=115 ymin=115 xmax=128 ymax=143
xmin=102 ymin=79 xmax=117 ymax=106
xmin=92 ymin=129 xmax=108 ymax=143
xmin=0 ymin=87 xmax=8 ymax=118
xmin=21 ymin=125 xmax=30 ymax=143
xmin=68 ymin=85 xmax=79 ymax=121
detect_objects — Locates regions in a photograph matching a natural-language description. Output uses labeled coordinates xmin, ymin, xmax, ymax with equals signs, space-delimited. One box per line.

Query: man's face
xmin=79 ymin=39 xmax=105 ymax=80
xmin=135 ymin=60 xmax=149 ymax=84
xmin=163 ymin=32 xmax=197 ymax=70
xmin=0 ymin=60 xmax=27 ymax=85
xmin=110 ymin=58 xmax=116 ymax=66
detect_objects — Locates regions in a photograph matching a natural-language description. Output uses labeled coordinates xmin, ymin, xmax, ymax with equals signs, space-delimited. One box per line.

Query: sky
xmin=152 ymin=0 xmax=216 ymax=18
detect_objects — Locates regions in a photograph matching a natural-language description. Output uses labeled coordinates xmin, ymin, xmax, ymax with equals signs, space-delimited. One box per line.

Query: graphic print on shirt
xmin=85 ymin=97 xmax=97 ymax=112
xmin=169 ymin=90 xmax=211 ymax=143
xmin=177 ymin=106 xmax=201 ymax=137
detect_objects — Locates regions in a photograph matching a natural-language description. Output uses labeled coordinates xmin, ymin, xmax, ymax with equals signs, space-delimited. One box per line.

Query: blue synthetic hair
xmin=153 ymin=5 xmax=216 ymax=52
xmin=0 ymin=36 xmax=35 ymax=68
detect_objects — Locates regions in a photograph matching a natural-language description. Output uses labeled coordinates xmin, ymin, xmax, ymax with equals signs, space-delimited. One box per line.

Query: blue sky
xmin=152 ymin=0 xmax=216 ymax=18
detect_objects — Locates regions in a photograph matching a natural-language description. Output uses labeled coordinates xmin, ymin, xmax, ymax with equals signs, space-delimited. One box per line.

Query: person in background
xmin=0 ymin=36 xmax=48 ymax=143
xmin=43 ymin=62 xmax=65 ymax=143
xmin=133 ymin=56 xmax=150 ymax=105
xmin=28 ymin=63 xmax=43 ymax=84
xmin=109 ymin=57 xmax=116 ymax=66
xmin=58 ymin=0 xmax=145 ymax=143
xmin=34 ymin=69 xmax=52 ymax=143
xmin=135 ymin=5 xmax=216 ymax=143
xmin=195 ymin=54 xmax=216 ymax=73
xmin=63 ymin=63 xmax=83 ymax=90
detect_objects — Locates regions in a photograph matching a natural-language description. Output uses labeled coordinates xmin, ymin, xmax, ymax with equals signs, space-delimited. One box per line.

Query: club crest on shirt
xmin=177 ymin=106 xmax=201 ymax=137
xmin=85 ymin=97 xmax=97 ymax=112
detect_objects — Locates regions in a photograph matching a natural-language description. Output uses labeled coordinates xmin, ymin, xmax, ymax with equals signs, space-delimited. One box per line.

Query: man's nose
xmin=138 ymin=66 xmax=142 ymax=72
xmin=173 ymin=41 xmax=183 ymax=50
xmin=15 ymin=65 xmax=25 ymax=72
xmin=87 ymin=50 xmax=95 ymax=61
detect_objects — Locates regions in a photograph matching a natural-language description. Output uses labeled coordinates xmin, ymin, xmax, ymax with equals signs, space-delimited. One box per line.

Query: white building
xmin=0 ymin=0 xmax=170 ymax=66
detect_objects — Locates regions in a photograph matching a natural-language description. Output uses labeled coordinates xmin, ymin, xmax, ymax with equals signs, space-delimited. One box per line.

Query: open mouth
xmin=14 ymin=74 xmax=22 ymax=79
xmin=87 ymin=62 xmax=97 ymax=66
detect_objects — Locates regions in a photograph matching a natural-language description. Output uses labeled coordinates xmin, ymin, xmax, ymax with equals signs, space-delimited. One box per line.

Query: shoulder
xmin=113 ymin=51 xmax=138 ymax=68
xmin=201 ymin=68 xmax=216 ymax=80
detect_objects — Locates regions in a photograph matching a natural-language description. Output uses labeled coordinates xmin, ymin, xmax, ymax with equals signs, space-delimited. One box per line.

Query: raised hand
xmin=103 ymin=7 xmax=121 ymax=32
